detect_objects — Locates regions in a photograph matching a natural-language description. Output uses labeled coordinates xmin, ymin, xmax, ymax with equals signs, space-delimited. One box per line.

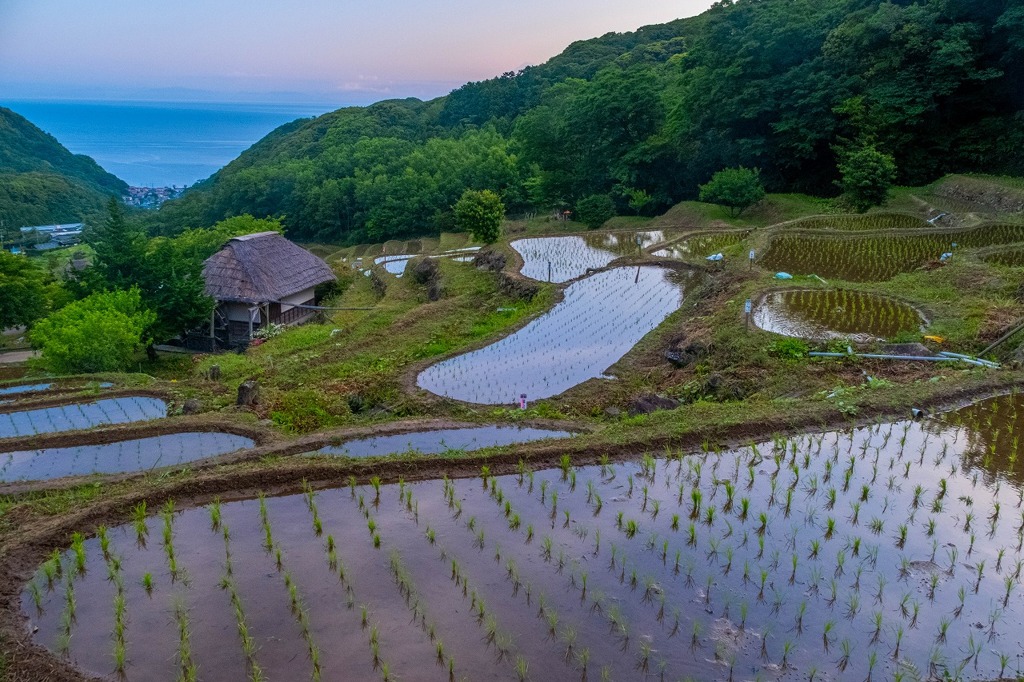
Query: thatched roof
xmin=203 ymin=232 xmax=336 ymax=305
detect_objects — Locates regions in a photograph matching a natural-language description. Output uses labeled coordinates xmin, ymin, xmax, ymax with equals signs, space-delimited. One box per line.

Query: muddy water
xmin=0 ymin=432 xmax=254 ymax=482
xmin=417 ymin=266 xmax=688 ymax=404
xmin=25 ymin=392 xmax=1024 ymax=681
xmin=511 ymin=232 xmax=666 ymax=282
xmin=0 ymin=396 xmax=167 ymax=438
xmin=753 ymin=289 xmax=926 ymax=342
xmin=761 ymin=225 xmax=1024 ymax=281
xmin=653 ymin=231 xmax=748 ymax=259
xmin=317 ymin=426 xmax=574 ymax=458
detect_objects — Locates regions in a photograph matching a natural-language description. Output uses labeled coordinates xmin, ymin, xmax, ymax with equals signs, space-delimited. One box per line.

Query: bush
xmin=768 ymin=337 xmax=810 ymax=359
xmin=30 ymin=289 xmax=155 ymax=374
xmin=575 ymin=194 xmax=616 ymax=229
xmin=698 ymin=167 xmax=765 ymax=216
xmin=454 ymin=189 xmax=505 ymax=244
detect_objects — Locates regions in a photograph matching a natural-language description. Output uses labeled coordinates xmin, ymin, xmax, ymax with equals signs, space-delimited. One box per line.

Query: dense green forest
xmin=0 ymin=107 xmax=127 ymax=229
xmin=149 ymin=0 xmax=1024 ymax=243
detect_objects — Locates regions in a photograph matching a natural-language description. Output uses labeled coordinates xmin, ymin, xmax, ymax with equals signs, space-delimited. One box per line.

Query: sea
xmin=1 ymin=99 xmax=338 ymax=188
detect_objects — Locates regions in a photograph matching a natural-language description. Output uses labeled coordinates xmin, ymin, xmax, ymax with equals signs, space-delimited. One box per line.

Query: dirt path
xmin=0 ymin=350 xmax=37 ymax=365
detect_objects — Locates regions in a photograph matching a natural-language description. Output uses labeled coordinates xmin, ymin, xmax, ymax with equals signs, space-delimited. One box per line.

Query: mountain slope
xmin=150 ymin=0 xmax=1024 ymax=244
xmin=0 ymin=107 xmax=128 ymax=228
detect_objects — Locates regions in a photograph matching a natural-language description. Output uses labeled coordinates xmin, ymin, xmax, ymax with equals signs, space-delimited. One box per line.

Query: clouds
xmin=0 ymin=0 xmax=714 ymax=102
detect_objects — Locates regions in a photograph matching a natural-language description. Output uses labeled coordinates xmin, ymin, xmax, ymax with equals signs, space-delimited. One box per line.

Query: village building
xmin=202 ymin=231 xmax=336 ymax=345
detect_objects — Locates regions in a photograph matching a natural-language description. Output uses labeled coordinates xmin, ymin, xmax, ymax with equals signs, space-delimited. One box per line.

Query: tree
xmin=453 ymin=189 xmax=505 ymax=244
xmin=837 ymin=146 xmax=897 ymax=213
xmin=30 ymin=288 xmax=155 ymax=374
xmin=575 ymin=194 xmax=616 ymax=229
xmin=0 ymin=251 xmax=49 ymax=329
xmin=698 ymin=167 xmax=766 ymax=217
xmin=84 ymin=197 xmax=148 ymax=291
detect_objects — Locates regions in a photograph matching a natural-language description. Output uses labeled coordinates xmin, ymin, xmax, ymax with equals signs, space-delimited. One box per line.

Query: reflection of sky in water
xmin=513 ymin=232 xmax=664 ymax=282
xmin=418 ymin=266 xmax=686 ymax=403
xmin=318 ymin=425 xmax=573 ymax=457
xmin=0 ymin=383 xmax=52 ymax=396
xmin=0 ymin=432 xmax=253 ymax=482
xmin=752 ymin=290 xmax=924 ymax=342
xmin=0 ymin=397 xmax=167 ymax=438
xmin=28 ymin=395 xmax=1024 ymax=682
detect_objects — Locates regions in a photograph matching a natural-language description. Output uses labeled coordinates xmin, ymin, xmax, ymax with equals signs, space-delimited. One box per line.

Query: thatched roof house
xmin=203 ymin=231 xmax=336 ymax=342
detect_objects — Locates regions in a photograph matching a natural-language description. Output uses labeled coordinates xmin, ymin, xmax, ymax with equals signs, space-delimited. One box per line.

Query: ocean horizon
xmin=1 ymin=99 xmax=340 ymax=188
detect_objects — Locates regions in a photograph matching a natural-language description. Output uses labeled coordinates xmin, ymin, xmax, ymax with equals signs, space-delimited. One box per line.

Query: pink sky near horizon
xmin=0 ymin=0 xmax=716 ymax=103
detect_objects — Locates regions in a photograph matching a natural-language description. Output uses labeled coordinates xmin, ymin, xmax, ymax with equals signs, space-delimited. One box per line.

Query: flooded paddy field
xmin=0 ymin=396 xmax=167 ymax=439
xmin=0 ymin=432 xmax=254 ymax=483
xmin=0 ymin=383 xmax=53 ymax=397
xmin=417 ymin=266 xmax=688 ymax=403
xmin=653 ymin=231 xmax=749 ymax=260
xmin=760 ymin=224 xmax=1024 ymax=281
xmin=753 ymin=289 xmax=926 ymax=342
xmin=317 ymin=426 xmax=575 ymax=458
xmin=26 ymin=392 xmax=1024 ymax=681
xmin=511 ymin=232 xmax=667 ymax=282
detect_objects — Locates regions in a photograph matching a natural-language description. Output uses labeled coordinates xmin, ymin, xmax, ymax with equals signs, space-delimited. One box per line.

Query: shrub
xmin=454 ymin=189 xmax=505 ymax=244
xmin=768 ymin=338 xmax=810 ymax=359
xmin=30 ymin=288 xmax=155 ymax=373
xmin=698 ymin=167 xmax=765 ymax=216
xmin=575 ymin=194 xmax=616 ymax=229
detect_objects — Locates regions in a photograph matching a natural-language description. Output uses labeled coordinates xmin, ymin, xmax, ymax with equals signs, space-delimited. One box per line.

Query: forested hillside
xmin=0 ymin=107 xmax=128 ymax=228
xmin=149 ymin=0 xmax=1024 ymax=243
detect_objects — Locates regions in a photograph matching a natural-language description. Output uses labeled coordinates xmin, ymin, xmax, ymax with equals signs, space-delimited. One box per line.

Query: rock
xmin=237 ymin=380 xmax=259 ymax=407
xmin=207 ymin=364 xmax=221 ymax=380
xmin=473 ymin=250 xmax=506 ymax=272
xmin=627 ymin=394 xmax=680 ymax=416
xmin=182 ymin=398 xmax=202 ymax=415
xmin=603 ymin=406 xmax=622 ymax=419
xmin=497 ymin=273 xmax=540 ymax=301
xmin=665 ymin=341 xmax=708 ymax=368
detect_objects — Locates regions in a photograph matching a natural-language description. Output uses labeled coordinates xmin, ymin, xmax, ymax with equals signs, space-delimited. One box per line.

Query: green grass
xmin=195 ymin=257 xmax=552 ymax=432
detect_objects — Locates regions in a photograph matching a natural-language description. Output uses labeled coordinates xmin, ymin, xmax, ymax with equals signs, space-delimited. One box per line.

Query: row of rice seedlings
xmin=441 ymin=473 xmax=601 ymax=680
xmin=652 ymin=231 xmax=748 ymax=259
xmin=757 ymin=288 xmax=924 ymax=340
xmin=388 ymin=549 xmax=459 ymax=681
xmin=314 ymin=481 xmax=396 ymax=680
xmin=172 ymin=596 xmax=197 ymax=682
xmin=510 ymin=236 xmax=619 ymax=282
xmin=216 ymin=512 xmax=265 ymax=682
xmin=98 ymin=526 xmax=128 ymax=673
xmin=483 ymin=462 xmax=670 ymax=678
xmin=760 ymin=224 xmax=1024 ymax=281
xmin=259 ymin=491 xmax=323 ymax=681
xmin=787 ymin=213 xmax=928 ymax=232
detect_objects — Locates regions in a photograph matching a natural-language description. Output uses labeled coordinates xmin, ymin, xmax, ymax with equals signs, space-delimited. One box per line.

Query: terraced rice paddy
xmin=753 ymin=289 xmax=926 ymax=342
xmin=653 ymin=231 xmax=749 ymax=259
xmin=0 ymin=383 xmax=52 ymax=396
xmin=512 ymin=233 xmax=665 ymax=282
xmin=374 ymin=255 xmax=414 ymax=276
xmin=761 ymin=224 xmax=1024 ymax=281
xmin=27 ymin=392 xmax=1024 ymax=681
xmin=0 ymin=397 xmax=167 ymax=438
xmin=788 ymin=213 xmax=929 ymax=231
xmin=982 ymin=247 xmax=1024 ymax=267
xmin=0 ymin=432 xmax=254 ymax=483
xmin=417 ymin=266 xmax=688 ymax=403
xmin=317 ymin=426 xmax=575 ymax=458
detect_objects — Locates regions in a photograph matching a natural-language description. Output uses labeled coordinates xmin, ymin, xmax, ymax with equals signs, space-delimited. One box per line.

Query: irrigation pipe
xmin=936 ymin=351 xmax=1000 ymax=368
xmin=808 ymin=352 xmax=999 ymax=368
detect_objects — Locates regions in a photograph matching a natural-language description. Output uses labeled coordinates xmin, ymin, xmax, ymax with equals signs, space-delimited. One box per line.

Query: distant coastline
xmin=0 ymin=99 xmax=337 ymax=187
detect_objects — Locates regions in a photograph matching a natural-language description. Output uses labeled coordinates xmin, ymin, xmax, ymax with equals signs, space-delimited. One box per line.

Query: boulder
xmin=181 ymin=398 xmax=202 ymax=415
xmin=665 ymin=341 xmax=709 ymax=368
xmin=237 ymin=380 xmax=259 ymax=407
xmin=627 ymin=394 xmax=680 ymax=416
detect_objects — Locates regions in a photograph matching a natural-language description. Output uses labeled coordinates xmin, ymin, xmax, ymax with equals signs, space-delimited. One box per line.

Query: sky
xmin=0 ymin=0 xmax=716 ymax=105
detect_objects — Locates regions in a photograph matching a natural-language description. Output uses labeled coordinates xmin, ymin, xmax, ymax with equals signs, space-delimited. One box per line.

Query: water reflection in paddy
xmin=0 ymin=432 xmax=254 ymax=482
xmin=417 ymin=266 xmax=687 ymax=403
xmin=0 ymin=396 xmax=167 ymax=438
xmin=317 ymin=425 xmax=574 ymax=458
